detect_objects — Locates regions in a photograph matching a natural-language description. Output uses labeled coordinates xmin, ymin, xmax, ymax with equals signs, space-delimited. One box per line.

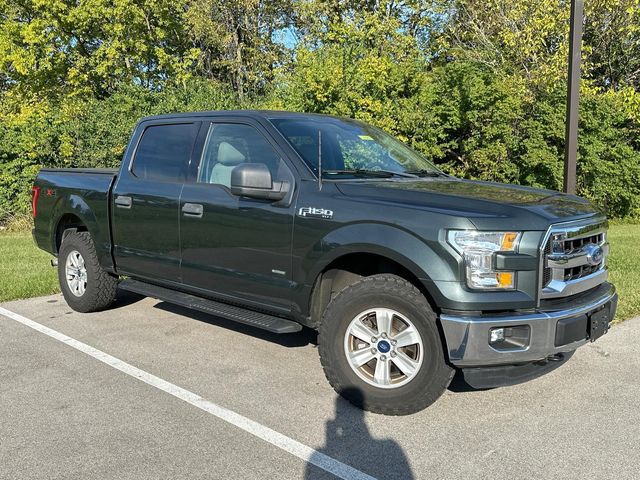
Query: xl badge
xmin=298 ymin=207 xmax=333 ymax=219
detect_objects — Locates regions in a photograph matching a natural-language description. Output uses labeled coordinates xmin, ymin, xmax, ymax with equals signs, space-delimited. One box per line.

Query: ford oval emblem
xmin=584 ymin=244 xmax=603 ymax=266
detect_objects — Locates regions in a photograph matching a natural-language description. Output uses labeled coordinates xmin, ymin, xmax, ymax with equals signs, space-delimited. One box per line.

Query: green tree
xmin=279 ymin=6 xmax=444 ymax=146
xmin=184 ymin=0 xmax=293 ymax=99
xmin=585 ymin=0 xmax=640 ymax=90
xmin=0 ymin=0 xmax=196 ymax=100
xmin=1 ymin=0 xmax=640 ymax=222
xmin=441 ymin=0 xmax=571 ymax=85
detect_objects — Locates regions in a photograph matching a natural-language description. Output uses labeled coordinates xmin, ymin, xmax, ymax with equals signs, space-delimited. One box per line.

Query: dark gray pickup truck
xmin=32 ymin=110 xmax=617 ymax=415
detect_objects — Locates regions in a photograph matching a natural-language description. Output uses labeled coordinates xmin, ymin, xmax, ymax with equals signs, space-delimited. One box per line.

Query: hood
xmin=334 ymin=177 xmax=602 ymax=230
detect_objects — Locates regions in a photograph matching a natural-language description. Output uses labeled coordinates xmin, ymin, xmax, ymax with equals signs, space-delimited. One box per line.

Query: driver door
xmin=179 ymin=119 xmax=296 ymax=313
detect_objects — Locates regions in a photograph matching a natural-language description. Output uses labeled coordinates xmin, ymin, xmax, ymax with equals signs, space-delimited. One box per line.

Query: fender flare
xmin=302 ymin=223 xmax=455 ymax=309
xmin=49 ymin=194 xmax=114 ymax=271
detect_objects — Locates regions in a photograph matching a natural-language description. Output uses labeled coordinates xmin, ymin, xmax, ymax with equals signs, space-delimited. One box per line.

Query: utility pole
xmin=563 ymin=0 xmax=584 ymax=195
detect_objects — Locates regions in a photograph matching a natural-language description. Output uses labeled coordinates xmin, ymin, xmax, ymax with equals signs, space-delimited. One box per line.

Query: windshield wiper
xmin=323 ymin=169 xmax=418 ymax=178
xmin=404 ymin=169 xmax=445 ymax=177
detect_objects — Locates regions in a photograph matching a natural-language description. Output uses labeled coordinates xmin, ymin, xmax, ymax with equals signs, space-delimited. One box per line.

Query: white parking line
xmin=0 ymin=306 xmax=376 ymax=480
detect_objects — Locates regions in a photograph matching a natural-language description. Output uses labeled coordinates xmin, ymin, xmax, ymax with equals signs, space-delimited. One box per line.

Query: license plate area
xmin=589 ymin=305 xmax=611 ymax=342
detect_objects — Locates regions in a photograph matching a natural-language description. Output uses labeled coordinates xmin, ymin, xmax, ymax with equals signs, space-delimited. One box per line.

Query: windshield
xmin=270 ymin=116 xmax=440 ymax=178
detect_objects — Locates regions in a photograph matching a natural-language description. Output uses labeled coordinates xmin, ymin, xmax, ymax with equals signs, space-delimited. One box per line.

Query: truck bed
xmin=32 ymin=168 xmax=118 ymax=272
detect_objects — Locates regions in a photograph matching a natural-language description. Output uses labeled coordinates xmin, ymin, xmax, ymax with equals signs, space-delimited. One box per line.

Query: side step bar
xmin=119 ymin=279 xmax=302 ymax=334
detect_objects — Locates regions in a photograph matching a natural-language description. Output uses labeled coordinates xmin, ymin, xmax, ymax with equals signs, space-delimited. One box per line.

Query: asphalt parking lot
xmin=2 ymin=291 xmax=639 ymax=480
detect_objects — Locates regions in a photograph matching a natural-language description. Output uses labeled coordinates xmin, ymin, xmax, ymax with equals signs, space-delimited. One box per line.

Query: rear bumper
xmin=439 ymin=283 xmax=617 ymax=367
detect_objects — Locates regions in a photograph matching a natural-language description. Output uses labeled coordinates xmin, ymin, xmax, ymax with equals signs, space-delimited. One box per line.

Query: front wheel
xmin=58 ymin=231 xmax=118 ymax=313
xmin=318 ymin=274 xmax=454 ymax=415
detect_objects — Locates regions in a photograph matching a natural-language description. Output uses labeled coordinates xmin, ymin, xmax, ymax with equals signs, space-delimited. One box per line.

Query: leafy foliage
xmin=185 ymin=0 xmax=293 ymax=98
xmin=0 ymin=0 xmax=195 ymax=99
xmin=0 ymin=79 xmax=238 ymax=220
xmin=1 ymin=0 xmax=639 ymax=223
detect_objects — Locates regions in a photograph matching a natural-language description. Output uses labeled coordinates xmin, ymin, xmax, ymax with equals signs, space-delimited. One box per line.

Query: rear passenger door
xmin=112 ymin=120 xmax=200 ymax=283
xmin=179 ymin=119 xmax=296 ymax=313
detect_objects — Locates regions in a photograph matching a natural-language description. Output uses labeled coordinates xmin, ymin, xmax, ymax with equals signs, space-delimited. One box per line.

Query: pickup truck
xmin=32 ymin=110 xmax=617 ymax=415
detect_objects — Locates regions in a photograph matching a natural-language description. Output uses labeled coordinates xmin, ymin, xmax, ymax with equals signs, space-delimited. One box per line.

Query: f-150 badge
xmin=298 ymin=207 xmax=333 ymax=219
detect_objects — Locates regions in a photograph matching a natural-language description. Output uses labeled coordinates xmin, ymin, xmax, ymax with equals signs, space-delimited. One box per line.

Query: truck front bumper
xmin=440 ymin=283 xmax=617 ymax=368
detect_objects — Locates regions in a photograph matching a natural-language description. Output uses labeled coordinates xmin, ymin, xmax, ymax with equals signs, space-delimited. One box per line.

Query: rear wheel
xmin=58 ymin=231 xmax=118 ymax=312
xmin=318 ymin=274 xmax=454 ymax=415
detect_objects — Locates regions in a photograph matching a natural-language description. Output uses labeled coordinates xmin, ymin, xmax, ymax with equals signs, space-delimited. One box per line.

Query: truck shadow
xmin=116 ymin=289 xmax=481 ymax=391
xmin=151 ymin=301 xmax=318 ymax=348
xmin=113 ymin=287 xmax=480 ymax=392
xmin=305 ymin=388 xmax=415 ymax=480
xmin=447 ymin=370 xmax=491 ymax=393
xmin=112 ymin=288 xmax=146 ymax=309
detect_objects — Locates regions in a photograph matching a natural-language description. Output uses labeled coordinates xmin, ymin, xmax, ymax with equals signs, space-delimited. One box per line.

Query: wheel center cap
xmin=377 ymin=340 xmax=391 ymax=353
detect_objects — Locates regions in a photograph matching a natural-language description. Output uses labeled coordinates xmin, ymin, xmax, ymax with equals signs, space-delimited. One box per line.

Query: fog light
xmin=489 ymin=325 xmax=531 ymax=351
xmin=490 ymin=328 xmax=505 ymax=343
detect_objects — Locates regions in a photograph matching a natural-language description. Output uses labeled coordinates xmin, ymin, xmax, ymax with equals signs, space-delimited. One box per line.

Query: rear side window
xmin=133 ymin=123 xmax=198 ymax=181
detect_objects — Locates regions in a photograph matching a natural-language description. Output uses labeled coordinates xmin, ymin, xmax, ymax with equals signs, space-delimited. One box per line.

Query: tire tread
xmin=58 ymin=231 xmax=118 ymax=312
xmin=318 ymin=274 xmax=454 ymax=415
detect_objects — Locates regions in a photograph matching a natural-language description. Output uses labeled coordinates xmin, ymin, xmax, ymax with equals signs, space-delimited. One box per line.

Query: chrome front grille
xmin=563 ymin=232 xmax=604 ymax=252
xmin=542 ymin=241 xmax=553 ymax=288
xmin=539 ymin=220 xmax=609 ymax=299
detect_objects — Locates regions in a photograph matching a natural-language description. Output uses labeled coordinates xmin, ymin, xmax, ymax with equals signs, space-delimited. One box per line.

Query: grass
xmin=0 ymin=232 xmax=59 ymax=302
xmin=606 ymin=223 xmax=640 ymax=322
xmin=1 ymin=225 xmax=639 ymax=321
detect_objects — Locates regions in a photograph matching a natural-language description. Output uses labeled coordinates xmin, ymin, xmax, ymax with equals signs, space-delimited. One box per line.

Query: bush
xmin=0 ymin=79 xmax=240 ymax=225
xmin=57 ymin=79 xmax=241 ymax=169
xmin=578 ymin=91 xmax=640 ymax=217
xmin=280 ymin=52 xmax=640 ymax=218
xmin=0 ymin=158 xmax=39 ymax=221
xmin=1 ymin=66 xmax=639 ymax=224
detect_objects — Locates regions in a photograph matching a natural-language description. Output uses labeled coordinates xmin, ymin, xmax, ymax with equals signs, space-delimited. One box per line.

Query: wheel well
xmin=55 ymin=214 xmax=87 ymax=254
xmin=309 ymin=253 xmax=436 ymax=327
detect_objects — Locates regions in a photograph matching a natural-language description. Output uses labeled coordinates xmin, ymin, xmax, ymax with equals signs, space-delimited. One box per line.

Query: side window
xmin=197 ymin=123 xmax=287 ymax=188
xmin=133 ymin=123 xmax=198 ymax=182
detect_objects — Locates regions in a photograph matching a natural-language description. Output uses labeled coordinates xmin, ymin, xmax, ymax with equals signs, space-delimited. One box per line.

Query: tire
xmin=58 ymin=231 xmax=118 ymax=313
xmin=318 ymin=274 xmax=454 ymax=415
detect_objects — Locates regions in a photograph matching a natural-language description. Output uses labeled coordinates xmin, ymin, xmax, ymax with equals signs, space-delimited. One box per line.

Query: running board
xmin=119 ymin=279 xmax=302 ymax=334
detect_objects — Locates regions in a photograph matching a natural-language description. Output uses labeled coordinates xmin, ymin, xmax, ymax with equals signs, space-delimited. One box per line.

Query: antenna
xmin=317 ymin=129 xmax=323 ymax=191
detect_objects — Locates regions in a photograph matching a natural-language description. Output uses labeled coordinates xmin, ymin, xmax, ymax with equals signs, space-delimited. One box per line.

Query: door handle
xmin=182 ymin=203 xmax=204 ymax=218
xmin=115 ymin=196 xmax=132 ymax=209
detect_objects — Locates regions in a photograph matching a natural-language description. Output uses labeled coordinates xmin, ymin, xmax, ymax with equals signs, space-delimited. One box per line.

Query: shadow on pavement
xmin=112 ymin=288 xmax=146 ymax=309
xmin=305 ymin=388 xmax=414 ymax=480
xmin=447 ymin=369 xmax=485 ymax=393
xmin=152 ymin=301 xmax=318 ymax=348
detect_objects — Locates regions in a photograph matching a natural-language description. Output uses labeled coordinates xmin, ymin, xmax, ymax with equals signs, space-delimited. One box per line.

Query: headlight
xmin=447 ymin=230 xmax=522 ymax=290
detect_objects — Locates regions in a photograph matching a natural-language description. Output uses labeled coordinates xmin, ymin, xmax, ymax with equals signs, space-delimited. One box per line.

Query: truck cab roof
xmin=139 ymin=110 xmax=338 ymax=123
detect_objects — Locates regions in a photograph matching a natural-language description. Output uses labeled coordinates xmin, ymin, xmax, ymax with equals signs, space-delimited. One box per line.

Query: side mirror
xmin=230 ymin=163 xmax=289 ymax=201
